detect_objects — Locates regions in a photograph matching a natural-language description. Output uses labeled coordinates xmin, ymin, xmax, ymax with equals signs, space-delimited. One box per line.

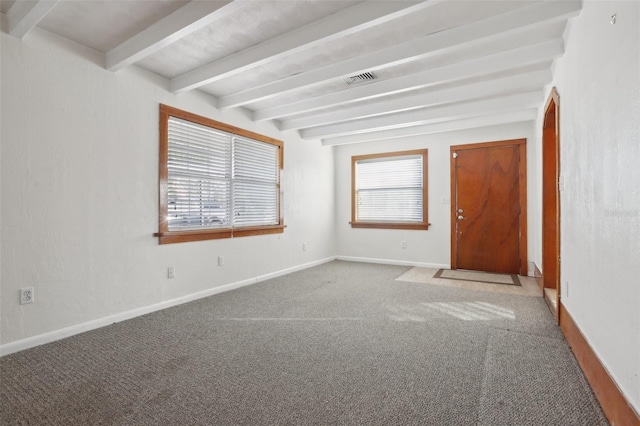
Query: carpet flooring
xmin=0 ymin=261 xmax=607 ymax=425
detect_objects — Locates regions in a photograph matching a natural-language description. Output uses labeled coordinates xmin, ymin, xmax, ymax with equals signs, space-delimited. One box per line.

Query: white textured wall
xmin=334 ymin=123 xmax=537 ymax=268
xmin=543 ymin=0 xmax=639 ymax=412
xmin=0 ymin=29 xmax=336 ymax=347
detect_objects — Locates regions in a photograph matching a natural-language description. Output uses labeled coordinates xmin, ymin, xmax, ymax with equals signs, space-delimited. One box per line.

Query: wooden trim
xmin=542 ymin=87 xmax=561 ymax=317
xmin=157 ymin=230 xmax=232 ymax=245
xmin=159 ymin=104 xmax=283 ymax=149
xmin=232 ymin=225 xmax=285 ymax=238
xmin=351 ymin=148 xmax=427 ymax=162
xmin=519 ymin=140 xmax=529 ymax=275
xmin=544 ymin=86 xmax=560 ymax=129
xmin=351 ymin=149 xmax=429 ymax=230
xmin=156 ymin=225 xmax=285 ymax=244
xmin=351 ymin=155 xmax=357 ymax=225
xmin=349 ymin=222 xmax=430 ymax=230
xmin=451 ymin=138 xmax=526 ymax=151
xmin=450 ymin=148 xmax=457 ymax=270
xmin=159 ymin=107 xmax=170 ymax=235
xmin=423 ymin=149 xmax=429 ymax=230
xmin=450 ymin=139 xmax=528 ymax=275
xmin=559 ymin=303 xmax=640 ymax=426
xmin=157 ymin=104 xmax=284 ymax=245
xmin=518 ymin=141 xmax=528 ymax=276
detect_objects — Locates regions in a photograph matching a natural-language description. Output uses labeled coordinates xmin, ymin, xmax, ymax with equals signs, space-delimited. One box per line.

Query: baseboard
xmin=0 ymin=256 xmax=336 ymax=357
xmin=559 ymin=303 xmax=640 ymax=425
xmin=254 ymin=256 xmax=336 ymax=282
xmin=336 ymin=255 xmax=449 ymax=270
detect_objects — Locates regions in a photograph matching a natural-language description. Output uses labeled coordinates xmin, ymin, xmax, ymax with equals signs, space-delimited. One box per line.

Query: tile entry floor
xmin=396 ymin=267 xmax=542 ymax=297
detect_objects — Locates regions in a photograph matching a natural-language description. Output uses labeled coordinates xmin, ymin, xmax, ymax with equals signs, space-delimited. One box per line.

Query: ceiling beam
xmin=170 ymin=0 xmax=442 ymax=93
xmin=321 ymin=109 xmax=539 ymax=146
xmin=254 ymin=38 xmax=563 ymax=122
xmin=5 ymin=0 xmax=59 ymax=39
xmin=280 ymin=69 xmax=551 ymax=131
xmin=105 ymin=1 xmax=249 ymax=72
xmin=219 ymin=0 xmax=580 ymax=110
xmin=300 ymin=91 xmax=544 ymax=140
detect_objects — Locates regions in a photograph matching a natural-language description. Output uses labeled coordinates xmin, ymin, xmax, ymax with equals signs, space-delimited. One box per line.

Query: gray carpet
xmin=0 ymin=261 xmax=607 ymax=425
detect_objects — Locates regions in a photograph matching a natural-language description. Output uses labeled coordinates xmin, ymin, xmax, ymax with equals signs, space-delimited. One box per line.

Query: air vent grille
xmin=345 ymin=71 xmax=377 ymax=86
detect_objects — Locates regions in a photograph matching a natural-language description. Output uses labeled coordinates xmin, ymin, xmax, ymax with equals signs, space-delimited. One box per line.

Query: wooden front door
xmin=451 ymin=140 xmax=527 ymax=275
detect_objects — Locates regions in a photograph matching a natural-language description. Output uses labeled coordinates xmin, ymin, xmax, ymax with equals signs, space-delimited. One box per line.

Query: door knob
xmin=458 ymin=215 xmax=465 ymax=220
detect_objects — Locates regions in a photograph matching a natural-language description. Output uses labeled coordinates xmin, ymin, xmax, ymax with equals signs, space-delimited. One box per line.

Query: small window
xmin=351 ymin=149 xmax=428 ymax=230
xmin=156 ymin=105 xmax=284 ymax=244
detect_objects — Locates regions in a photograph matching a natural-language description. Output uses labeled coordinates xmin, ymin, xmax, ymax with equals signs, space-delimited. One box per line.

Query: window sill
xmin=154 ymin=224 xmax=285 ymax=244
xmin=349 ymin=222 xmax=430 ymax=230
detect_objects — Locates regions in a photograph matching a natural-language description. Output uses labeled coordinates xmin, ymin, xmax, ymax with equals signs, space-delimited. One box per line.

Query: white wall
xmin=334 ymin=122 xmax=538 ymax=269
xmin=540 ymin=0 xmax=639 ymax=412
xmin=0 ymin=29 xmax=336 ymax=349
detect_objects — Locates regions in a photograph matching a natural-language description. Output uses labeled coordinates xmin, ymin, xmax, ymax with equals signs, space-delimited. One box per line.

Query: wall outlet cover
xmin=20 ymin=287 xmax=35 ymax=305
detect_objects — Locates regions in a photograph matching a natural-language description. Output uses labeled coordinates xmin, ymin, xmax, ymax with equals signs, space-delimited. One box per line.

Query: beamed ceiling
xmin=0 ymin=0 xmax=581 ymax=146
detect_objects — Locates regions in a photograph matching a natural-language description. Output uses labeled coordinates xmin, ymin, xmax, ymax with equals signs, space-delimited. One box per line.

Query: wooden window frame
xmin=350 ymin=149 xmax=429 ymax=230
xmin=155 ymin=104 xmax=284 ymax=244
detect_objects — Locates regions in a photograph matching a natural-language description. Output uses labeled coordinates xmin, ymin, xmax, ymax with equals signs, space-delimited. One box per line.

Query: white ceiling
xmin=1 ymin=0 xmax=582 ymax=145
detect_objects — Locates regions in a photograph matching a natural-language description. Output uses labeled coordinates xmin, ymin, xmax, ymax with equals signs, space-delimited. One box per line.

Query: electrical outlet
xmin=401 ymin=241 xmax=407 ymax=249
xmin=168 ymin=267 xmax=175 ymax=279
xmin=302 ymin=242 xmax=307 ymax=252
xmin=218 ymin=256 xmax=224 ymax=266
xmin=20 ymin=287 xmax=35 ymax=305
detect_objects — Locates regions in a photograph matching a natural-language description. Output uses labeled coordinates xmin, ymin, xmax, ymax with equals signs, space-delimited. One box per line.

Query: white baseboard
xmin=336 ymin=256 xmax=450 ymax=270
xmin=255 ymin=256 xmax=336 ymax=283
xmin=0 ymin=256 xmax=336 ymax=357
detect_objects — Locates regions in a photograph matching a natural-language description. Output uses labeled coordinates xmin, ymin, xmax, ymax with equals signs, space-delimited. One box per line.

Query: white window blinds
xmin=355 ymin=154 xmax=423 ymax=223
xmin=167 ymin=116 xmax=279 ymax=231
xmin=233 ymin=136 xmax=279 ymax=227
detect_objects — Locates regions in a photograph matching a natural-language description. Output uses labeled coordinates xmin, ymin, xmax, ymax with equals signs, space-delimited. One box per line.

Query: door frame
xmin=450 ymin=139 xmax=528 ymax=276
xmin=542 ymin=87 xmax=561 ymax=319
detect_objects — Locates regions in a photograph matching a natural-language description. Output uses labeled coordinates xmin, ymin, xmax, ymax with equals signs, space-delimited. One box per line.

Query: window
xmin=351 ymin=149 xmax=428 ymax=230
xmin=156 ymin=105 xmax=284 ymax=244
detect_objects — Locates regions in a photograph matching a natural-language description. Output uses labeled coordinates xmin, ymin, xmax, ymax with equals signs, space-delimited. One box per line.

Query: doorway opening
xmin=542 ymin=88 xmax=561 ymax=320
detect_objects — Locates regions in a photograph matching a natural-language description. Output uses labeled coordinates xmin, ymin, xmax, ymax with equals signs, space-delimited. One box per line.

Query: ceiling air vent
xmin=344 ymin=71 xmax=377 ymax=86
